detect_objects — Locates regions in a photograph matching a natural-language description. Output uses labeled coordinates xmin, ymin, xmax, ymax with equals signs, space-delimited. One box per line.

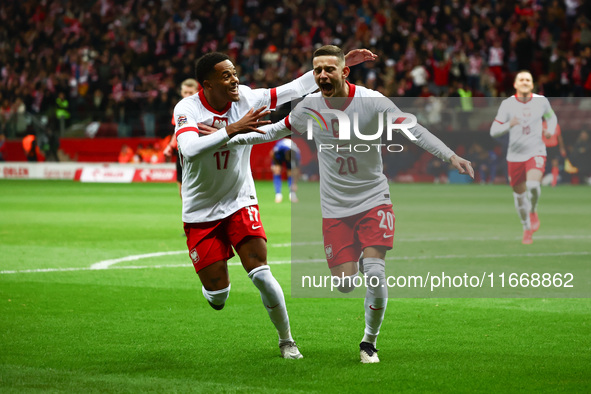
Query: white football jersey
xmin=229 ymin=82 xmax=455 ymax=219
xmin=492 ymin=94 xmax=556 ymax=162
xmin=174 ymin=71 xmax=316 ymax=223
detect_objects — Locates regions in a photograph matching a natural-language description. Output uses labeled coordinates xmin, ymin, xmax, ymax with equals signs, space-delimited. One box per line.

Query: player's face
xmin=514 ymin=72 xmax=534 ymax=96
xmin=180 ymin=85 xmax=197 ymax=98
xmin=207 ymin=60 xmax=240 ymax=102
xmin=313 ymin=56 xmax=350 ymax=97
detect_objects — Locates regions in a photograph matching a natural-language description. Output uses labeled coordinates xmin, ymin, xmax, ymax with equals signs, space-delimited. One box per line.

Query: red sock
xmin=551 ymin=167 xmax=559 ymax=187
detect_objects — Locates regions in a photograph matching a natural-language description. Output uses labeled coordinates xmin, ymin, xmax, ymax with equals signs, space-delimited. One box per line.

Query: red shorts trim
xmin=507 ymin=156 xmax=546 ymax=187
xmin=184 ymin=205 xmax=267 ymax=272
xmin=322 ymin=204 xmax=395 ymax=268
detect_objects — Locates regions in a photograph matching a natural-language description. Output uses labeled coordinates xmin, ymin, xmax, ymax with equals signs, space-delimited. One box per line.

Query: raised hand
xmin=344 ymin=49 xmax=378 ymax=67
xmin=226 ymin=107 xmax=271 ymax=137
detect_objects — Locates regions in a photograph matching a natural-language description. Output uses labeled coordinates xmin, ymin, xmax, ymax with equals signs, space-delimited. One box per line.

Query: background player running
xmin=271 ymin=137 xmax=300 ymax=203
xmin=490 ymin=70 xmax=558 ymax=244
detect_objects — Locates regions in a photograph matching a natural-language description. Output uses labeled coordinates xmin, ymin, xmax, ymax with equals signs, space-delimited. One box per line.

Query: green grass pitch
xmin=1 ymin=180 xmax=590 ymax=392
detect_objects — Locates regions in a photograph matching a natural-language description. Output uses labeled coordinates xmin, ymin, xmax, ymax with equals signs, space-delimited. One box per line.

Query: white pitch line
xmin=1 ymin=251 xmax=589 ymax=275
xmin=89 ymin=251 xmax=186 ymax=270
xmin=269 ymin=234 xmax=591 ymax=247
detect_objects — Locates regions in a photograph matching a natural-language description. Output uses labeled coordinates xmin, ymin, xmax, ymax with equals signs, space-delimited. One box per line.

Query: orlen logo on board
xmin=304 ymin=108 xmax=417 ymax=153
xmin=3 ymin=166 xmax=29 ymax=178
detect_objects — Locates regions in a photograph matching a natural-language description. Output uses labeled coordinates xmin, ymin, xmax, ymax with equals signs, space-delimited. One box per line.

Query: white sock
xmin=513 ymin=191 xmax=531 ymax=230
xmin=361 ymin=258 xmax=388 ymax=346
xmin=526 ymin=180 xmax=541 ymax=213
xmin=202 ymin=284 xmax=231 ymax=306
xmin=249 ymin=265 xmax=293 ymax=343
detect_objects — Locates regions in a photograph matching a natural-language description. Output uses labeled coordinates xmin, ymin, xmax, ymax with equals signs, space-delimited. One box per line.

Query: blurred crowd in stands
xmin=0 ymin=0 xmax=590 ymax=183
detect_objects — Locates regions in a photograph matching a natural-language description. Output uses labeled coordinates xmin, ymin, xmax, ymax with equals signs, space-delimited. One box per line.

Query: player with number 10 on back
xmin=173 ymin=49 xmax=377 ymax=359
xmin=490 ymin=70 xmax=558 ymax=245
xmin=229 ymin=45 xmax=474 ymax=363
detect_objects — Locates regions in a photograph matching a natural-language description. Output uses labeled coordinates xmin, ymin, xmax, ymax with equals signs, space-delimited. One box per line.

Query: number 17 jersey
xmin=174 ymin=86 xmax=276 ymax=223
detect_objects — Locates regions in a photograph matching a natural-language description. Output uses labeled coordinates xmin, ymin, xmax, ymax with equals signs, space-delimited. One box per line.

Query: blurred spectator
xmin=466 ymin=143 xmax=498 ymax=184
xmin=0 ymin=131 xmax=5 ymax=161
xmin=22 ymin=131 xmax=43 ymax=162
xmin=55 ymin=92 xmax=70 ymax=134
xmin=542 ymin=123 xmax=567 ymax=187
xmin=426 ymin=157 xmax=448 ymax=183
xmin=570 ymin=130 xmax=591 ymax=181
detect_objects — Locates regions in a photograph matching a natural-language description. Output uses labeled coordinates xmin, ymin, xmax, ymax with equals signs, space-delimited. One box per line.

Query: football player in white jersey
xmin=174 ymin=50 xmax=377 ymax=360
xmin=229 ymin=45 xmax=474 ymax=363
xmin=490 ymin=70 xmax=557 ymax=244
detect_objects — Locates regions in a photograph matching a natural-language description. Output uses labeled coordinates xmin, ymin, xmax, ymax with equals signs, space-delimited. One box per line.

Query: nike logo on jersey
xmin=383 ymin=234 xmax=393 ymax=238
xmin=266 ymin=303 xmax=279 ymax=309
xmin=252 ymin=225 xmax=262 ymax=230
xmin=369 ymin=305 xmax=384 ymax=311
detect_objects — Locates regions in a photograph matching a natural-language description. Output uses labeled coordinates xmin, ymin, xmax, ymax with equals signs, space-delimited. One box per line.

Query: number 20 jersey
xmin=287 ymin=83 xmax=393 ymax=219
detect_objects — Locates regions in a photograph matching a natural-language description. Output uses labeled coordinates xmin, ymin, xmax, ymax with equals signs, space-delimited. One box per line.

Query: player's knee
xmin=526 ymin=180 xmax=541 ymax=194
xmin=248 ymin=264 xmax=271 ymax=286
xmin=363 ymin=258 xmax=386 ymax=286
xmin=332 ymin=273 xmax=358 ymax=293
xmin=238 ymin=238 xmax=267 ymax=267
xmin=202 ymin=284 xmax=231 ymax=307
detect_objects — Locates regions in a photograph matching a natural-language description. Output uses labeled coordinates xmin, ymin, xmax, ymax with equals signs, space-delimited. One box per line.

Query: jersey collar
xmin=325 ymin=81 xmax=356 ymax=111
xmin=199 ymin=89 xmax=232 ymax=115
xmin=514 ymin=93 xmax=533 ymax=104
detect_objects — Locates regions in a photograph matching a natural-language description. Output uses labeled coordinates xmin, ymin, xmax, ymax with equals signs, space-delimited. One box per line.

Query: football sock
xmin=526 ymin=180 xmax=541 ymax=213
xmin=513 ymin=191 xmax=531 ymax=230
xmin=273 ymin=174 xmax=282 ymax=194
xmin=331 ymin=272 xmax=358 ymax=293
xmin=202 ymin=284 xmax=230 ymax=306
xmin=551 ymin=167 xmax=559 ymax=187
xmin=362 ymin=258 xmax=388 ymax=346
xmin=288 ymin=176 xmax=292 ymax=191
xmin=249 ymin=265 xmax=293 ymax=343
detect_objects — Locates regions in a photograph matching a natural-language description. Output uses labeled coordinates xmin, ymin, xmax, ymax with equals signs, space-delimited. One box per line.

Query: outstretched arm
xmin=178 ymin=107 xmax=270 ymax=159
xmin=228 ymin=117 xmax=292 ymax=146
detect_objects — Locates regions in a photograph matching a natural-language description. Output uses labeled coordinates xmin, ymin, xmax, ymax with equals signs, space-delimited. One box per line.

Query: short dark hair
xmin=195 ymin=52 xmax=230 ymax=85
xmin=313 ymin=45 xmax=345 ymax=66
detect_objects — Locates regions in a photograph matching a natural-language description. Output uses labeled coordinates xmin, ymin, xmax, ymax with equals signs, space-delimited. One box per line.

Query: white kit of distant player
xmin=490 ymin=70 xmax=557 ymax=245
xmin=492 ymin=94 xmax=555 ymax=162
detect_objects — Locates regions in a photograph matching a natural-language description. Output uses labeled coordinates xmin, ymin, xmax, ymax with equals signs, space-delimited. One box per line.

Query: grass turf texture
xmin=0 ymin=180 xmax=589 ymax=392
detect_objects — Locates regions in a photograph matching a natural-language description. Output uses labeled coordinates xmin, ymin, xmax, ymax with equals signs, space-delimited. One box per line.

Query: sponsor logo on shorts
xmin=177 ymin=114 xmax=188 ymax=127
xmin=190 ymin=248 xmax=200 ymax=264
xmin=383 ymin=233 xmax=393 ymax=238
xmin=325 ymin=244 xmax=333 ymax=259
xmin=252 ymin=225 xmax=262 ymax=230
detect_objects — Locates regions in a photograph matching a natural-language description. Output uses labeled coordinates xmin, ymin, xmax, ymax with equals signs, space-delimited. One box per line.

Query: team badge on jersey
xmin=190 ymin=248 xmax=200 ymax=264
xmin=325 ymin=244 xmax=333 ymax=259
xmin=212 ymin=116 xmax=229 ymax=129
xmin=177 ymin=114 xmax=188 ymax=127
